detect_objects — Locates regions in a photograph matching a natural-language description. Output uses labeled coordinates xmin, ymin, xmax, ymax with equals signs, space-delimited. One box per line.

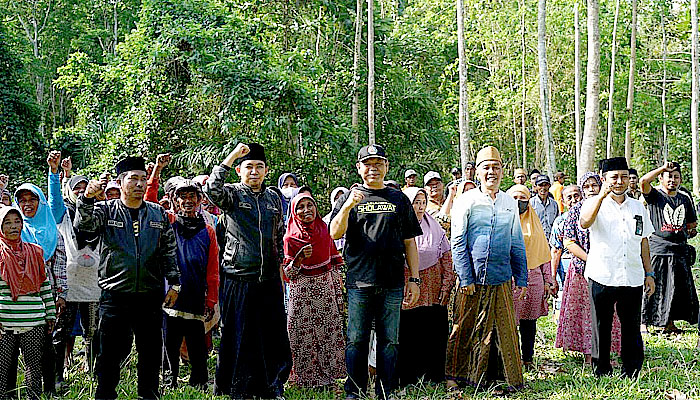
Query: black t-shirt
xmin=330 ymin=185 xmax=422 ymax=289
xmin=643 ymin=187 xmax=697 ymax=253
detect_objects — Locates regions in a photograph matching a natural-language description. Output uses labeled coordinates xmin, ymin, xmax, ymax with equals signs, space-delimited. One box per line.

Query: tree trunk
xmin=537 ymin=0 xmax=557 ymax=178
xmin=510 ymin=73 xmax=521 ymax=164
xmin=661 ymin=3 xmax=668 ymax=162
xmin=351 ymin=0 xmax=362 ymax=137
xmin=521 ymin=0 xmax=527 ymax=170
xmin=606 ymin=0 xmax=620 ymax=158
xmin=580 ymin=0 xmax=601 ymax=175
xmin=367 ymin=0 xmax=375 ymax=145
xmin=457 ymin=0 xmax=471 ymax=169
xmin=624 ymin=0 xmax=637 ymax=163
xmin=692 ymin=0 xmax=700 ymax=196
xmin=575 ymin=3 xmax=582 ymax=170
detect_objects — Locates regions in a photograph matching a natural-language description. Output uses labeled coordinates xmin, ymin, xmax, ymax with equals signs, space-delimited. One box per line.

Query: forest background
xmin=0 ymin=0 xmax=696 ymax=211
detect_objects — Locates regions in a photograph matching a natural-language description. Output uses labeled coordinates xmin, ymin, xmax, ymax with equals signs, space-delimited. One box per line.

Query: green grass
xmin=17 ymin=238 xmax=700 ymax=399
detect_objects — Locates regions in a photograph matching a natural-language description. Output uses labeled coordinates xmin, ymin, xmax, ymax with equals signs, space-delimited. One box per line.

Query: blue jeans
xmin=345 ymin=287 xmax=403 ymax=399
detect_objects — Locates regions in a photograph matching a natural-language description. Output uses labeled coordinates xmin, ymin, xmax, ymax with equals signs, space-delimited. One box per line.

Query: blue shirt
xmin=450 ymin=189 xmax=528 ymax=288
xmin=549 ymin=212 xmax=568 ymax=253
xmin=530 ymin=194 xmax=559 ymax=240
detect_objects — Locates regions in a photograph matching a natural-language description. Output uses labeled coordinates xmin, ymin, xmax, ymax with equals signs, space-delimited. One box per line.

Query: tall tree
xmin=661 ymin=1 xmax=668 ymax=162
xmin=580 ymin=0 xmax=601 ymax=175
xmin=521 ymin=0 xmax=527 ymax=170
xmin=351 ymin=0 xmax=363 ymax=136
xmin=537 ymin=0 xmax=557 ymax=177
xmin=692 ymin=0 xmax=700 ymax=196
xmin=457 ymin=0 xmax=471 ymax=169
xmin=367 ymin=0 xmax=376 ymax=145
xmin=624 ymin=0 xmax=637 ymax=163
xmin=574 ymin=2 xmax=582 ymax=165
xmin=606 ymin=0 xmax=620 ymax=158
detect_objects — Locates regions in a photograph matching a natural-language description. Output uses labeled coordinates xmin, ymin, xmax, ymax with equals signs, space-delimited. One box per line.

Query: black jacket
xmin=74 ymin=196 xmax=180 ymax=293
xmin=204 ymin=165 xmax=284 ymax=281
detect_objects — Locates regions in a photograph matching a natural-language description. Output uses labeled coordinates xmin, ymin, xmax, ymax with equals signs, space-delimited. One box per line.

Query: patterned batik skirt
xmin=445 ymin=281 xmax=524 ymax=390
xmin=287 ymin=269 xmax=346 ymax=388
xmin=555 ymin=267 xmax=621 ymax=355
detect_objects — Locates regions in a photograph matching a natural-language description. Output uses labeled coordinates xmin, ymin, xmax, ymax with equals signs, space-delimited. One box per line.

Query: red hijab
xmin=0 ymin=207 xmax=46 ymax=300
xmin=283 ymin=194 xmax=342 ymax=274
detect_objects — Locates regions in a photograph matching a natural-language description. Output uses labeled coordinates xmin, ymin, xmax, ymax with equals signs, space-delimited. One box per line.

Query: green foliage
xmin=0 ymin=21 xmax=43 ymax=187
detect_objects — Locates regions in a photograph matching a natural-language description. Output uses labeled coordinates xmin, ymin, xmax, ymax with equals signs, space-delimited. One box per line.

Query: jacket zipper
xmin=256 ymin=195 xmax=264 ymax=282
xmin=134 ymin=206 xmax=141 ymax=292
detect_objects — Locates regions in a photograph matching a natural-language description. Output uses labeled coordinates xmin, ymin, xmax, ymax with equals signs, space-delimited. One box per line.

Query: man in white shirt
xmin=580 ymin=157 xmax=655 ymax=379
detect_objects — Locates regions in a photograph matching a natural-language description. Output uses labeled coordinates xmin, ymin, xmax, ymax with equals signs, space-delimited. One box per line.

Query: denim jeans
xmin=345 ymin=286 xmax=403 ymax=399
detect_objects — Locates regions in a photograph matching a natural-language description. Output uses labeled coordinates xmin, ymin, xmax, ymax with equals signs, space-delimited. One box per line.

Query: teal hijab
xmin=14 ymin=183 xmax=59 ymax=261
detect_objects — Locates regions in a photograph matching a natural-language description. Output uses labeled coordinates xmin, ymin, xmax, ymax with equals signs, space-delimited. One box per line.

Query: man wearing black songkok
xmin=75 ymin=156 xmax=180 ymax=399
xmin=205 ymin=143 xmax=292 ymax=399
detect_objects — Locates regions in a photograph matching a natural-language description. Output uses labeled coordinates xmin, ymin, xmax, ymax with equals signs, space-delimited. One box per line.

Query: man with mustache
xmin=580 ymin=157 xmax=655 ymax=378
xmin=446 ymin=146 xmax=528 ymax=392
xmin=330 ymin=144 xmax=422 ymax=400
xmin=639 ymin=162 xmax=698 ymax=334
xmin=75 ymin=156 xmax=181 ymax=399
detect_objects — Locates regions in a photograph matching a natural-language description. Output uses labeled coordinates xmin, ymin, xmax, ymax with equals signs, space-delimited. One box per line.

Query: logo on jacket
xmin=107 ymin=220 xmax=124 ymax=228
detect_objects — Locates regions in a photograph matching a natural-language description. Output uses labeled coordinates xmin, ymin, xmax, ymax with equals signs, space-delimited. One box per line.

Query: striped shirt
xmin=0 ymin=277 xmax=56 ymax=333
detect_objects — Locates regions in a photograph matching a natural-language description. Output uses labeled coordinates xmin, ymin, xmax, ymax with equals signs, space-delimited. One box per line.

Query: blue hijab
xmin=14 ymin=183 xmax=59 ymax=261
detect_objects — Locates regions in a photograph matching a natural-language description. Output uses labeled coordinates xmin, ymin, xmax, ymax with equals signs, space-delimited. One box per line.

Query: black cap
xmin=238 ymin=143 xmax=267 ymax=165
xmin=535 ymin=174 xmax=551 ymax=186
xmin=465 ymin=161 xmax=476 ymax=168
xmin=628 ymin=168 xmax=638 ymax=177
xmin=357 ymin=144 xmax=388 ymax=162
xmin=600 ymin=157 xmax=629 ymax=173
xmin=115 ymin=157 xmax=146 ymax=176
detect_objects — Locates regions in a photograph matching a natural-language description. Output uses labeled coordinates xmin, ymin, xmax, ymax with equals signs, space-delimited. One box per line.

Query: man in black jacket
xmin=75 ymin=156 xmax=180 ymax=400
xmin=205 ymin=143 xmax=292 ymax=399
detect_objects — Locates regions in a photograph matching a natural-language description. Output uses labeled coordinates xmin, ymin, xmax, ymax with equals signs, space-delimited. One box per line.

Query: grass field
xmin=17 ymin=238 xmax=700 ymax=399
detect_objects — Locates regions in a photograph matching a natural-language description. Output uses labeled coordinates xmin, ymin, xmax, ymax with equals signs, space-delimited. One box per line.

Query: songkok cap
xmin=600 ymin=157 xmax=629 ymax=173
xmin=357 ymin=144 xmax=388 ymax=162
xmin=174 ymin=179 xmax=202 ymax=196
xmin=628 ymin=168 xmax=638 ymax=177
xmin=405 ymin=169 xmax=418 ymax=179
xmin=514 ymin=168 xmax=527 ymax=177
xmin=423 ymin=171 xmax=442 ymax=186
xmin=238 ymin=143 xmax=267 ymax=165
xmin=530 ymin=168 xmax=541 ymax=176
xmin=115 ymin=156 xmax=146 ymax=176
xmin=475 ymin=146 xmax=502 ymax=166
xmin=535 ymin=174 xmax=551 ymax=186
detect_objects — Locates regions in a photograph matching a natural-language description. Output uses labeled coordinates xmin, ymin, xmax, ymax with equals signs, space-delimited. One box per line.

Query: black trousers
xmin=95 ymin=291 xmax=163 ymax=400
xmin=398 ymin=305 xmax=448 ymax=386
xmin=589 ymin=280 xmax=644 ymax=378
xmin=163 ymin=316 xmax=208 ymax=388
xmin=519 ymin=319 xmax=537 ymax=363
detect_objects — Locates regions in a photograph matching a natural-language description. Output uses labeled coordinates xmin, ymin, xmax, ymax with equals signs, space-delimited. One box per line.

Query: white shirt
xmin=583 ymin=195 xmax=653 ymax=287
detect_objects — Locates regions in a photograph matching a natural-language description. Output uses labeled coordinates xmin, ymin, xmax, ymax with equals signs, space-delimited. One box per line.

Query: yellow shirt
xmin=550 ymin=181 xmax=564 ymax=213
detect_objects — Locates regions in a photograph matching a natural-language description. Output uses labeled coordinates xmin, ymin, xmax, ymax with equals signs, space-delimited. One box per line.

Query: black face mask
xmin=518 ymin=200 xmax=529 ymax=215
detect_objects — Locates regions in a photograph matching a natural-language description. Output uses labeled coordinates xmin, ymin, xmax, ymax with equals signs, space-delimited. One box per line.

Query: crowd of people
xmin=0 ymin=142 xmax=697 ymax=400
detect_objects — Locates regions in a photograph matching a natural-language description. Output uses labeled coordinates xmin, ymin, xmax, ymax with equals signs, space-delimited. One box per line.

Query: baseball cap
xmin=423 ymin=171 xmax=442 ymax=186
xmin=405 ymin=169 xmax=418 ymax=179
xmin=535 ymin=174 xmax=551 ymax=186
xmin=357 ymin=144 xmax=388 ymax=162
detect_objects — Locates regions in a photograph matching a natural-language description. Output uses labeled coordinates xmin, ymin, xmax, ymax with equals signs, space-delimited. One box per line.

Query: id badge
xmin=634 ymin=215 xmax=643 ymax=236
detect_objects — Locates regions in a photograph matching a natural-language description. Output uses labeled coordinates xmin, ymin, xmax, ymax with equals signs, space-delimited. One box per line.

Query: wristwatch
xmin=170 ymin=284 xmax=182 ymax=293
xmin=644 ymin=271 xmax=655 ymax=278
xmin=408 ymin=277 xmax=421 ymax=286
